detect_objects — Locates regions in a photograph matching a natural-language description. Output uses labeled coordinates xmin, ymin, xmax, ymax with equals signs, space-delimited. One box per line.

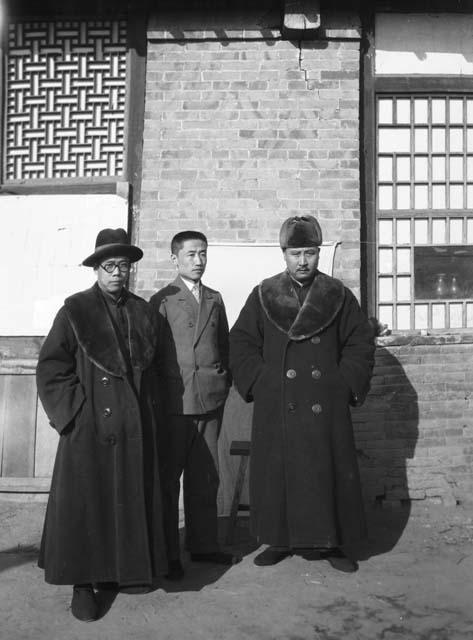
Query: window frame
xmin=364 ymin=74 xmax=473 ymax=332
xmin=0 ymin=10 xmax=147 ymax=202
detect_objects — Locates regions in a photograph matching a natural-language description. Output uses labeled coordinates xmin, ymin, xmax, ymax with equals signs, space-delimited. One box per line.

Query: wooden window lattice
xmin=376 ymin=95 xmax=473 ymax=331
xmin=6 ymin=20 xmax=127 ymax=180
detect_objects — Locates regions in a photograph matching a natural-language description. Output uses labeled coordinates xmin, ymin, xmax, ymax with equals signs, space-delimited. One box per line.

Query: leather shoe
xmin=71 ymin=585 xmax=98 ymax=622
xmin=120 ymin=585 xmax=152 ymax=594
xmin=165 ymin=559 xmax=185 ymax=580
xmin=254 ymin=547 xmax=292 ymax=566
xmin=322 ymin=548 xmax=358 ymax=573
xmin=190 ymin=551 xmax=241 ymax=565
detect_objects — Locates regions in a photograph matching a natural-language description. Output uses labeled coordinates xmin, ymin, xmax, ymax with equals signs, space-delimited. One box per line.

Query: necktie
xmin=191 ymin=284 xmax=200 ymax=303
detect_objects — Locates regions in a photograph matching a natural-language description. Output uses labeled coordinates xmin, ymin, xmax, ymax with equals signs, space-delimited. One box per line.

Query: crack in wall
xmin=298 ymin=40 xmax=311 ymax=89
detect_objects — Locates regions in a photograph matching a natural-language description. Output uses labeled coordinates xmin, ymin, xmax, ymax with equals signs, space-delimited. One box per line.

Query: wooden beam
xmin=0 ymin=178 xmax=128 ymax=196
xmin=360 ymin=7 xmax=376 ymax=317
xmin=375 ymin=76 xmax=473 ymax=93
xmin=124 ymin=11 xmax=148 ymax=266
xmin=0 ymin=477 xmax=51 ymax=492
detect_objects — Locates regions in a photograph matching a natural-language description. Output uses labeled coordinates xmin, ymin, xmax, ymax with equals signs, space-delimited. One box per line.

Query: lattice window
xmin=377 ymin=95 xmax=473 ymax=331
xmin=5 ymin=20 xmax=127 ymax=180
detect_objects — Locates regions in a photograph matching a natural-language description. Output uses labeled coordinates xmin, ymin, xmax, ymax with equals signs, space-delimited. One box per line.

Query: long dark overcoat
xmin=229 ymin=271 xmax=375 ymax=549
xmin=36 ymin=283 xmax=167 ymax=585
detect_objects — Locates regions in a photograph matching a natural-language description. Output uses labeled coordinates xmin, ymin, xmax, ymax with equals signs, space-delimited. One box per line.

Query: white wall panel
xmin=205 ymin=242 xmax=339 ymax=328
xmin=0 ymin=194 xmax=128 ymax=335
xmin=376 ymin=14 xmax=473 ymax=76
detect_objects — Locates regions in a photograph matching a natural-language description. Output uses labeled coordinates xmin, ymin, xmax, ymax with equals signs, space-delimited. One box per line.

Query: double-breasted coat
xmin=36 ymin=284 xmax=167 ymax=585
xmin=150 ymin=275 xmax=231 ymax=415
xmin=229 ymin=271 xmax=375 ymax=549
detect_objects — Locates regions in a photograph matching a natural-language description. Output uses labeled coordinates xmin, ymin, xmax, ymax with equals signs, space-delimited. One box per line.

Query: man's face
xmin=95 ymin=255 xmax=130 ymax=297
xmin=171 ymin=239 xmax=207 ymax=282
xmin=283 ymin=246 xmax=320 ymax=283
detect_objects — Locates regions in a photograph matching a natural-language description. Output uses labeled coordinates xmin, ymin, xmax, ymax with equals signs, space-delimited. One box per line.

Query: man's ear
xmin=170 ymin=253 xmax=178 ymax=268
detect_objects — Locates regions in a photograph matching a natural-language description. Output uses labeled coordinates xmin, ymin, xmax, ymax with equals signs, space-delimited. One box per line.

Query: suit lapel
xmin=194 ymin=285 xmax=216 ymax=345
xmin=174 ymin=276 xmax=199 ymax=321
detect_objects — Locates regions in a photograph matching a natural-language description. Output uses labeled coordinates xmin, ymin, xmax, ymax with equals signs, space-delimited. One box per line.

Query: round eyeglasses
xmin=100 ymin=260 xmax=131 ymax=274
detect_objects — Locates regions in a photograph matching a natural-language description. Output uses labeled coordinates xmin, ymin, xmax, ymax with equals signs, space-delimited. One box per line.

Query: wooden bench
xmin=225 ymin=440 xmax=251 ymax=546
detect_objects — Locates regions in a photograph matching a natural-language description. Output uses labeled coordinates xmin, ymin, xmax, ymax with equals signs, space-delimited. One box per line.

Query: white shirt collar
xmin=180 ymin=275 xmax=201 ymax=292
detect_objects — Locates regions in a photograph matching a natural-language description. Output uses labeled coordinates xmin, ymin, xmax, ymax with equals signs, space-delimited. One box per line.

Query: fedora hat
xmin=279 ymin=215 xmax=322 ymax=249
xmin=82 ymin=228 xmax=143 ymax=267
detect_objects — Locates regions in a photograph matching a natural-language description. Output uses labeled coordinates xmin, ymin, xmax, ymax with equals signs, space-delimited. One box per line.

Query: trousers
xmin=160 ymin=406 xmax=223 ymax=561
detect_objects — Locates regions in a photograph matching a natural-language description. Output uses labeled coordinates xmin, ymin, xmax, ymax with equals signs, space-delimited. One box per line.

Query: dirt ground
xmin=0 ymin=498 xmax=472 ymax=640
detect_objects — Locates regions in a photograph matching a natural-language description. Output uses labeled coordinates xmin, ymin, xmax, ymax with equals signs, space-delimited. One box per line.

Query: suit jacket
xmin=150 ymin=276 xmax=231 ymax=415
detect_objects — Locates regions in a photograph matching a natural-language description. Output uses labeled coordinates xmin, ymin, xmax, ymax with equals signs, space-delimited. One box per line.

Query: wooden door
xmin=0 ymin=338 xmax=58 ymax=493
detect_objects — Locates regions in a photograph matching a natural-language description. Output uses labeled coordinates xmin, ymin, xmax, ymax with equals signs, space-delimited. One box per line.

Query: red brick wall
xmin=354 ymin=337 xmax=473 ymax=507
xmin=136 ymin=32 xmax=361 ymax=299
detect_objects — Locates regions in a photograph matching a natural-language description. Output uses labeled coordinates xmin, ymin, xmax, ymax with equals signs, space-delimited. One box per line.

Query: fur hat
xmin=82 ymin=228 xmax=143 ymax=267
xmin=279 ymin=215 xmax=323 ymax=249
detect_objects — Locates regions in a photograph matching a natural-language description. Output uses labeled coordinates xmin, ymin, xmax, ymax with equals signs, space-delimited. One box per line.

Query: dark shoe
xmin=71 ymin=585 xmax=98 ymax=622
xmin=322 ymin=548 xmax=358 ymax=573
xmin=190 ymin=551 xmax=241 ymax=565
xmin=120 ymin=585 xmax=153 ymax=594
xmin=165 ymin=559 xmax=185 ymax=581
xmin=253 ymin=547 xmax=292 ymax=566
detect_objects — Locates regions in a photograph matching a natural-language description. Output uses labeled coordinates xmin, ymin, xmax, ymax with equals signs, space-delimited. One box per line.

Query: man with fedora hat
xmin=229 ymin=215 xmax=375 ymax=572
xmin=36 ymin=228 xmax=167 ymax=621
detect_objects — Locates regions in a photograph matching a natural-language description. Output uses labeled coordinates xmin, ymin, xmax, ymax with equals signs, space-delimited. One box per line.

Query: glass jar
xmin=435 ymin=273 xmax=447 ymax=298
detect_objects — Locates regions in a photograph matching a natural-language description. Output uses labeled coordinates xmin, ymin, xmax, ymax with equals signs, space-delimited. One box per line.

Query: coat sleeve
xmin=338 ymin=288 xmax=375 ymax=407
xmin=217 ymin=293 xmax=232 ymax=386
xmin=229 ymin=287 xmax=265 ymax=403
xmin=36 ymin=306 xmax=85 ymax=434
xmin=148 ymin=291 xmax=169 ymax=379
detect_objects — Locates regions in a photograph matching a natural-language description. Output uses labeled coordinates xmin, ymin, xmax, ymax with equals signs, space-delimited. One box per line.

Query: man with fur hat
xmin=36 ymin=228 xmax=167 ymax=621
xmin=229 ymin=216 xmax=374 ymax=572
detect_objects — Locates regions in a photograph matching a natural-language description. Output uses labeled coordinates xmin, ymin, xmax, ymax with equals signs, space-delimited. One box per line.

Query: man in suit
xmin=150 ymin=230 xmax=239 ymax=579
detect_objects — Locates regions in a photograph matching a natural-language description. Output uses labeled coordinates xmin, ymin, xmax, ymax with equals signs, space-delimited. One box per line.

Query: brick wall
xmin=134 ymin=12 xmax=473 ymax=510
xmin=354 ymin=336 xmax=473 ymax=508
xmin=136 ymin=27 xmax=361 ymax=299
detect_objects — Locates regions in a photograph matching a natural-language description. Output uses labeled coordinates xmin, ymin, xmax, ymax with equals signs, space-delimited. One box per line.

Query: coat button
xmin=101 ymin=376 xmax=110 ymax=386
xmin=311 ymin=336 xmax=321 ymax=344
xmin=103 ymin=407 xmax=112 ymax=418
xmin=311 ymin=403 xmax=322 ymax=415
xmin=288 ymin=402 xmax=296 ymax=412
xmin=107 ymin=434 xmax=117 ymax=445
xmin=188 ymin=321 xmax=194 ymax=327
xmin=311 ymin=369 xmax=321 ymax=379
xmin=286 ymin=369 xmax=297 ymax=379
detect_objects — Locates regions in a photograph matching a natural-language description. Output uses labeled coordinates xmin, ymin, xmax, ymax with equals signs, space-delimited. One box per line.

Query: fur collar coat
xmin=36 ymin=284 xmax=167 ymax=585
xmin=229 ymin=270 xmax=375 ymax=549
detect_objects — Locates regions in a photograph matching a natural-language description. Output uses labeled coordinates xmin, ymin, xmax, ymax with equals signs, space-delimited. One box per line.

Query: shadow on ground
xmin=162 ymin=517 xmax=259 ymax=593
xmin=0 ymin=547 xmax=38 ymax=575
xmin=350 ymin=506 xmax=414 ymax=562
